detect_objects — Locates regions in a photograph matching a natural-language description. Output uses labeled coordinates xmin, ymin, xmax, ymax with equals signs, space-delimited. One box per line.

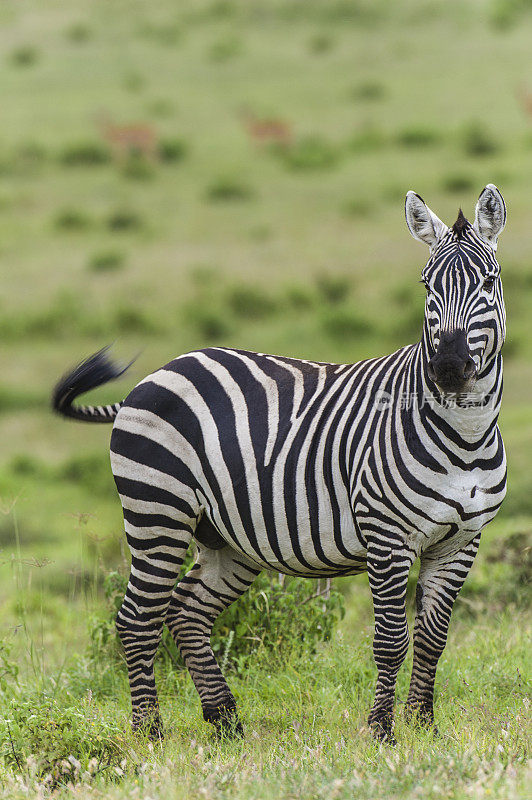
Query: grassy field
xmin=0 ymin=0 xmax=530 ymax=797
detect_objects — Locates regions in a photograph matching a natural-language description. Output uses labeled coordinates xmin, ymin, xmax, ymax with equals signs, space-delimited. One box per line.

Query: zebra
xmin=52 ymin=184 xmax=507 ymax=743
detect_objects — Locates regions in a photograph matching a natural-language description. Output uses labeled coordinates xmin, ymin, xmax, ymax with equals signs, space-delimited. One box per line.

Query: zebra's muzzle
xmin=427 ymin=330 xmax=477 ymax=393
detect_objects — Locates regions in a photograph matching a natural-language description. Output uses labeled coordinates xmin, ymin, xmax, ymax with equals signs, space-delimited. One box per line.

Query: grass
xmin=0 ymin=0 xmax=531 ymax=796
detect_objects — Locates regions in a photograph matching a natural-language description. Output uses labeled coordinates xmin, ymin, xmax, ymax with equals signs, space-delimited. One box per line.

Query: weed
xmin=65 ymin=22 xmax=92 ymax=43
xmin=315 ymin=273 xmax=350 ymax=305
xmin=460 ymin=121 xmax=500 ymax=157
xmin=190 ymin=307 xmax=232 ymax=340
xmin=59 ymin=142 xmax=110 ymax=166
xmin=442 ymin=173 xmax=476 ymax=193
xmin=308 ymin=33 xmax=335 ymax=54
xmin=226 ymin=285 xmax=278 ymax=319
xmin=111 ymin=306 xmax=161 ymax=335
xmin=396 ymin=126 xmax=440 ymax=148
xmin=321 ymin=307 xmax=372 ymax=339
xmin=10 ymin=46 xmax=39 ymax=67
xmin=158 ymin=137 xmax=187 ymax=162
xmin=88 ymin=250 xmax=126 ymax=272
xmin=282 ymin=136 xmax=339 ymax=171
xmin=55 ymin=209 xmax=92 ymax=231
xmin=106 ymin=210 xmax=142 ymax=232
xmin=206 ymin=177 xmax=254 ymax=201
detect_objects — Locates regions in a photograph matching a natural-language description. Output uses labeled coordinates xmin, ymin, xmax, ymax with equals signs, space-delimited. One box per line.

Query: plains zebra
xmin=53 ymin=184 xmax=507 ymax=743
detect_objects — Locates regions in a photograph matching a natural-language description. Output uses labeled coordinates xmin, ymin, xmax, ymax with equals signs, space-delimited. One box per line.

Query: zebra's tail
xmin=52 ymin=346 xmax=134 ymax=423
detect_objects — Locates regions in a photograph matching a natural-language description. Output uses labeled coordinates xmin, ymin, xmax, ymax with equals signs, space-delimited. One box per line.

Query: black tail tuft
xmin=52 ymin=346 xmax=133 ymax=422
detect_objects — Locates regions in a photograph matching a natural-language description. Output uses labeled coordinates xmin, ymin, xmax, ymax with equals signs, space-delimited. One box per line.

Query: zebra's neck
xmin=413 ymin=342 xmax=502 ymax=444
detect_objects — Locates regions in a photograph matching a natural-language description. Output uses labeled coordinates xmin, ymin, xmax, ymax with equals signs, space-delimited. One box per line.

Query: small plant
xmin=106 ymin=209 xmax=142 ymax=232
xmin=55 ymin=209 xmax=92 ymax=231
xmin=87 ymin=250 xmax=126 ymax=273
xmin=191 ymin=307 xmax=232 ymax=340
xmin=59 ymin=141 xmax=110 ymax=166
xmin=308 ymin=33 xmax=335 ymax=54
xmin=206 ymin=177 xmax=254 ymax=201
xmin=208 ymin=35 xmax=242 ymax=62
xmin=315 ymin=273 xmax=350 ymax=305
xmin=352 ymin=81 xmax=387 ymax=101
xmin=158 ymin=137 xmax=187 ymax=162
xmin=460 ymin=121 xmax=500 ymax=157
xmin=65 ymin=22 xmax=92 ymax=43
xmin=226 ymin=285 xmax=278 ymax=320
xmin=121 ymin=155 xmax=155 ymax=181
xmin=348 ymin=125 xmax=387 ymax=153
xmin=283 ymin=136 xmax=339 ymax=171
xmin=10 ymin=46 xmax=39 ymax=67
xmin=321 ymin=307 xmax=372 ymax=339
xmin=442 ymin=173 xmax=475 ymax=194
xmin=396 ymin=126 xmax=440 ymax=148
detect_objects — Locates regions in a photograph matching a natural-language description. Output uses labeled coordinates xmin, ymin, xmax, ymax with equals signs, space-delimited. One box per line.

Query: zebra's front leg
xmin=405 ymin=535 xmax=480 ymax=732
xmin=367 ymin=543 xmax=413 ymax=743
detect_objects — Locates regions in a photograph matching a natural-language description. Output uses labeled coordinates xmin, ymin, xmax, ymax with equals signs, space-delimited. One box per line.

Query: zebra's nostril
xmin=463 ymin=359 xmax=477 ymax=380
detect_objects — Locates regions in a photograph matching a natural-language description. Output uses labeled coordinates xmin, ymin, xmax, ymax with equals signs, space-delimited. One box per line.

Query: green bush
xmin=158 ymin=137 xmax=187 ymax=162
xmin=396 ymin=126 xmax=440 ymax=148
xmin=106 ymin=210 xmax=142 ymax=232
xmin=89 ymin=560 xmax=345 ymax=677
xmin=55 ymin=209 xmax=92 ymax=231
xmin=226 ymin=285 xmax=278 ymax=319
xmin=460 ymin=121 xmax=500 ymax=157
xmin=315 ymin=273 xmax=350 ymax=305
xmin=442 ymin=173 xmax=475 ymax=193
xmin=59 ymin=142 xmax=110 ymax=166
xmin=10 ymin=46 xmax=39 ymax=67
xmin=65 ymin=22 xmax=92 ymax=43
xmin=206 ymin=177 xmax=254 ymax=201
xmin=321 ymin=307 xmax=373 ymax=339
xmin=190 ymin=307 xmax=232 ymax=340
xmin=282 ymin=136 xmax=339 ymax=171
xmin=308 ymin=32 xmax=335 ymax=54
xmin=88 ymin=250 xmax=126 ymax=272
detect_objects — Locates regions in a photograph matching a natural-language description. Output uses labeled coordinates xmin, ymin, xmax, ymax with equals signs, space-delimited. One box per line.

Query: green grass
xmin=0 ymin=0 xmax=531 ymax=797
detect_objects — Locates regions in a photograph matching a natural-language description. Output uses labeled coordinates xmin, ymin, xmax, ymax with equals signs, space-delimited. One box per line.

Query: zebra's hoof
xmin=132 ymin=714 xmax=164 ymax=741
xmin=404 ymin=704 xmax=436 ymax=733
xmin=368 ymin=713 xmax=396 ymax=745
xmin=204 ymin=705 xmax=244 ymax=741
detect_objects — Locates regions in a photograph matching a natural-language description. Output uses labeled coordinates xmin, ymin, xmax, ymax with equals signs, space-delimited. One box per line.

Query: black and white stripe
xmin=53 ymin=185 xmax=508 ymax=742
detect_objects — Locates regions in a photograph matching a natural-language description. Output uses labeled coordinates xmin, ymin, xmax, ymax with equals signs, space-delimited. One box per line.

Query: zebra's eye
xmin=420 ymin=279 xmax=430 ymax=293
xmin=483 ymin=276 xmax=496 ymax=291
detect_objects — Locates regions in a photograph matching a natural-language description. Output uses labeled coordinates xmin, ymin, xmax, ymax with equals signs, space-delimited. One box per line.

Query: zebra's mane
xmin=451 ymin=209 xmax=469 ymax=239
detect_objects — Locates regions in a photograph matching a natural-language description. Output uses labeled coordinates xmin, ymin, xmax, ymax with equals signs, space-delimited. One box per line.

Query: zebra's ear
xmin=405 ymin=191 xmax=448 ymax=249
xmin=473 ymin=184 xmax=506 ymax=251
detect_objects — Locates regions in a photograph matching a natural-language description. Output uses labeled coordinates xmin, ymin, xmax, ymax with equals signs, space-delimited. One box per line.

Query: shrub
xmin=442 ymin=173 xmax=475 ymax=193
xmin=396 ymin=126 xmax=440 ymax=148
xmin=106 ymin=209 xmax=142 ymax=231
xmin=284 ymin=283 xmax=315 ymax=310
xmin=65 ymin=22 xmax=92 ymax=43
xmin=57 ymin=453 xmax=113 ymax=497
xmin=321 ymin=307 xmax=373 ymax=339
xmin=208 ymin=35 xmax=242 ymax=62
xmin=191 ymin=307 xmax=232 ymax=340
xmin=315 ymin=273 xmax=350 ymax=305
xmin=89 ymin=562 xmax=345 ymax=677
xmin=87 ymin=250 xmax=126 ymax=272
xmin=348 ymin=125 xmax=387 ymax=153
xmin=112 ymin=306 xmax=161 ymax=335
xmin=121 ymin=156 xmax=155 ymax=181
xmin=308 ymin=33 xmax=335 ymax=54
xmin=206 ymin=177 xmax=254 ymax=202
xmin=352 ymin=81 xmax=387 ymax=101
xmin=59 ymin=142 xmax=110 ymax=166
xmin=10 ymin=46 xmax=39 ymax=67
xmin=55 ymin=209 xmax=92 ymax=231
xmin=226 ymin=285 xmax=278 ymax=319
xmin=460 ymin=121 xmax=500 ymax=157
xmin=283 ymin=136 xmax=339 ymax=171
xmin=158 ymin=137 xmax=187 ymax=162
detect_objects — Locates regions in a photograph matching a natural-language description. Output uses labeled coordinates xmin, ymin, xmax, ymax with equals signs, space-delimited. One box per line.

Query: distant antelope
xmin=239 ymin=107 xmax=292 ymax=148
xmin=516 ymin=85 xmax=532 ymax=119
xmin=96 ymin=112 xmax=158 ymax=161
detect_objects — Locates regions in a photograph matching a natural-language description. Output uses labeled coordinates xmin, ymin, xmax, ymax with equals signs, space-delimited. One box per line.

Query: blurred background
xmin=0 ymin=0 xmax=530 ymax=651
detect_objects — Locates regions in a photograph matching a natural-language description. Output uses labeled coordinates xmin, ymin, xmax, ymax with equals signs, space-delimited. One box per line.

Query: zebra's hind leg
xmin=405 ymin=535 xmax=481 ymax=733
xmin=165 ymin=543 xmax=261 ymax=739
xmin=367 ymin=541 xmax=414 ymax=744
xmin=115 ymin=519 xmax=193 ymax=738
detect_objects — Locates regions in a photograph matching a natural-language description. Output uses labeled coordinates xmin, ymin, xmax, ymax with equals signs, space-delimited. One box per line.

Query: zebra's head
xmin=405 ymin=184 xmax=506 ymax=395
